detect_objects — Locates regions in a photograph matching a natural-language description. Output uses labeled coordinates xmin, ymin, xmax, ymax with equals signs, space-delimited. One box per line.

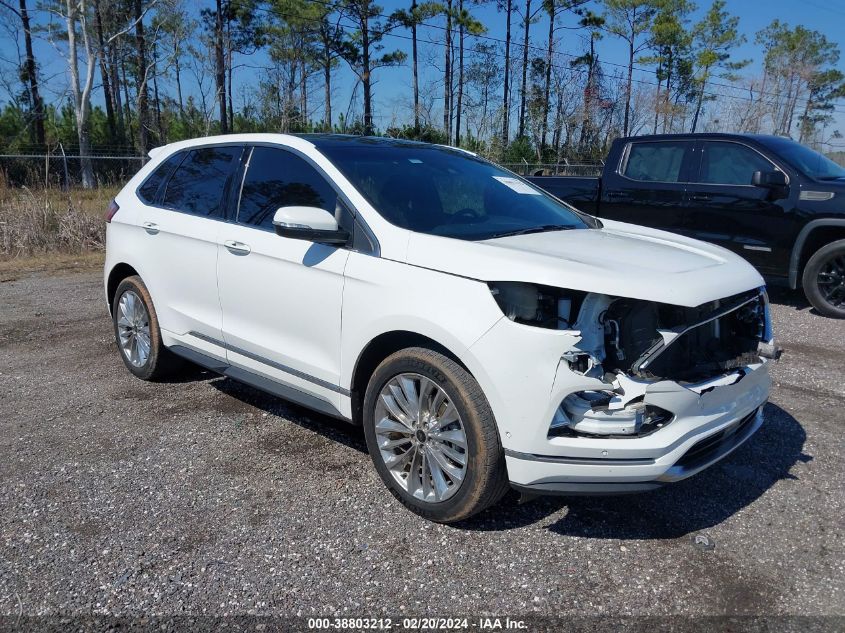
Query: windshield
xmin=762 ymin=137 xmax=845 ymax=180
xmin=314 ymin=142 xmax=590 ymax=240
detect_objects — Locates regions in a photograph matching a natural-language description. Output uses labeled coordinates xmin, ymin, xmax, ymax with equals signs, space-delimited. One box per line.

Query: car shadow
xmin=766 ymin=285 xmax=816 ymax=313
xmin=155 ymin=363 xmax=220 ymax=384
xmin=456 ymin=402 xmax=809 ymax=538
xmin=204 ymin=377 xmax=808 ymax=539
xmin=208 ymin=376 xmax=369 ymax=454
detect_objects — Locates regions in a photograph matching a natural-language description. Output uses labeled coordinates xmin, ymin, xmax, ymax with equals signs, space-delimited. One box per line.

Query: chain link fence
xmin=0 ymin=154 xmax=146 ymax=189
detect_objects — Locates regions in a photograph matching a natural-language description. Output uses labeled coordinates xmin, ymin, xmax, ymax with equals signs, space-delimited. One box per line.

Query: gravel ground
xmin=0 ymin=271 xmax=843 ymax=625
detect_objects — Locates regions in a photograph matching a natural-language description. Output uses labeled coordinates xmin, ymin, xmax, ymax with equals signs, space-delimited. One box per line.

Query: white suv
xmin=105 ymin=134 xmax=776 ymax=522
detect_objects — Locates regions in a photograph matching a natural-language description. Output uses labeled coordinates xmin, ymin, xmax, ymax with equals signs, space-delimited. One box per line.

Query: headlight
xmin=488 ymin=282 xmax=586 ymax=329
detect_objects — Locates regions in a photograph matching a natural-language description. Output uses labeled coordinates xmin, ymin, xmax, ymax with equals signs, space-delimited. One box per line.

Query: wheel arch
xmin=789 ymin=219 xmax=845 ymax=289
xmin=349 ymin=330 xmax=473 ymax=425
xmin=106 ymin=262 xmax=140 ymax=313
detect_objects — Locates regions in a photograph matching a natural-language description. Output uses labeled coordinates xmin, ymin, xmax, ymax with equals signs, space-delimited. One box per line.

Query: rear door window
xmin=162 ymin=146 xmax=243 ymax=218
xmin=137 ymin=151 xmax=186 ymax=204
xmin=237 ymin=146 xmax=338 ymax=231
xmin=622 ymin=141 xmax=689 ymax=182
xmin=698 ymin=141 xmax=777 ymax=186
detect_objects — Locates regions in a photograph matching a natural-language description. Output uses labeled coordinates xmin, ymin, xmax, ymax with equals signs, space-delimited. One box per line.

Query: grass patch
xmin=0 ymin=186 xmax=117 ymax=259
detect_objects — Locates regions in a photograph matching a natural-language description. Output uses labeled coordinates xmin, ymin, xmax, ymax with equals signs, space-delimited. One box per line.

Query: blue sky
xmin=2 ymin=0 xmax=844 ymax=149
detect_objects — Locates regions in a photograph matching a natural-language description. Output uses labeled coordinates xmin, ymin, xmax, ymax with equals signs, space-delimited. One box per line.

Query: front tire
xmin=362 ymin=347 xmax=509 ymax=523
xmin=112 ymin=275 xmax=182 ymax=380
xmin=802 ymin=239 xmax=845 ymax=319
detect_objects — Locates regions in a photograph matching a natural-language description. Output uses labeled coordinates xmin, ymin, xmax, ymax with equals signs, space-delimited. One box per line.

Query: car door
xmin=216 ymin=145 xmax=350 ymax=409
xmin=685 ymin=140 xmax=789 ymax=274
xmin=136 ymin=145 xmax=243 ymax=348
xmin=600 ymin=139 xmax=694 ymax=231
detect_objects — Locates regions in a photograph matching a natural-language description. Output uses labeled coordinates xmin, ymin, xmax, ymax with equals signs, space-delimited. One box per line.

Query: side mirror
xmin=272 ymin=206 xmax=349 ymax=245
xmin=752 ymin=170 xmax=787 ymax=189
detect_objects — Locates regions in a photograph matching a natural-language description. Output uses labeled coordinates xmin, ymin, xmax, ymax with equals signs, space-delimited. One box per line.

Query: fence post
xmin=58 ymin=143 xmax=70 ymax=191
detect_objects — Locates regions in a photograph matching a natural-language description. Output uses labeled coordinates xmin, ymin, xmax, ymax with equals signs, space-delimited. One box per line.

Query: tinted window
xmin=757 ymin=136 xmax=845 ymax=180
xmin=313 ymin=143 xmax=589 ymax=241
xmin=237 ymin=147 xmax=337 ymax=230
xmin=699 ymin=142 xmax=775 ymax=185
xmin=623 ymin=142 xmax=688 ymax=182
xmin=137 ymin=151 xmax=185 ymax=204
xmin=162 ymin=146 xmax=242 ymax=217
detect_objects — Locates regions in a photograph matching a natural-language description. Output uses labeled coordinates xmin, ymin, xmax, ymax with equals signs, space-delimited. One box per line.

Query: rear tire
xmin=802 ymin=239 xmax=845 ymax=319
xmin=112 ymin=275 xmax=183 ymax=380
xmin=362 ymin=347 xmax=509 ymax=523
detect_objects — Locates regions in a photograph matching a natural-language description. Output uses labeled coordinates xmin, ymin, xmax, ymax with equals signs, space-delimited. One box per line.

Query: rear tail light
xmin=105 ymin=200 xmax=120 ymax=223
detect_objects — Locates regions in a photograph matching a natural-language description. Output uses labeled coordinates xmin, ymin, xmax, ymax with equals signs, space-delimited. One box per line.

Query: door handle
xmin=224 ymin=240 xmax=251 ymax=255
xmin=606 ymin=191 xmax=625 ymax=198
xmin=691 ymin=194 xmax=712 ymax=202
xmin=142 ymin=221 xmax=159 ymax=234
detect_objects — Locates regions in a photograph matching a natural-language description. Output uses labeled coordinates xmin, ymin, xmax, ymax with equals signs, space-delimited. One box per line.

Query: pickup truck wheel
xmin=112 ymin=276 xmax=183 ymax=380
xmin=362 ymin=347 xmax=509 ymax=523
xmin=803 ymin=239 xmax=845 ymax=319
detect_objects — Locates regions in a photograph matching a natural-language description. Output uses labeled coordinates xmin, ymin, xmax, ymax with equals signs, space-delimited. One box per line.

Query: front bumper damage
xmin=506 ymin=361 xmax=770 ymax=494
xmin=468 ymin=286 xmax=775 ymax=496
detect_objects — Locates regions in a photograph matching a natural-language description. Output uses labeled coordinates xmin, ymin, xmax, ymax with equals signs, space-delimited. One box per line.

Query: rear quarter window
xmin=137 ymin=151 xmax=186 ymax=204
xmin=162 ymin=146 xmax=243 ymax=218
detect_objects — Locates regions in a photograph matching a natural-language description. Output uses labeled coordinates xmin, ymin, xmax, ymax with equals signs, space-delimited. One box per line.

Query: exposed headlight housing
xmin=488 ymin=282 xmax=586 ymax=329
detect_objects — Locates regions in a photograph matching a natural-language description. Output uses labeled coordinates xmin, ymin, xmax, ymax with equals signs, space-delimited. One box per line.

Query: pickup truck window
xmin=622 ymin=141 xmax=688 ymax=182
xmin=759 ymin=136 xmax=845 ymax=180
xmin=699 ymin=141 xmax=775 ymax=186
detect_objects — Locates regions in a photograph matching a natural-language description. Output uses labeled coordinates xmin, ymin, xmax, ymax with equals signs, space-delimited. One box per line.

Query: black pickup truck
xmin=527 ymin=133 xmax=845 ymax=318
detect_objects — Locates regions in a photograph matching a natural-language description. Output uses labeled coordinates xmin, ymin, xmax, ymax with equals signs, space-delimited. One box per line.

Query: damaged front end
xmin=488 ymin=282 xmax=780 ymax=439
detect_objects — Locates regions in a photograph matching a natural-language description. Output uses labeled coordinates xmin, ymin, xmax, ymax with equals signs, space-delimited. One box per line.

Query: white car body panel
xmin=405 ymin=224 xmax=764 ymax=308
xmin=105 ymin=132 xmax=773 ymax=499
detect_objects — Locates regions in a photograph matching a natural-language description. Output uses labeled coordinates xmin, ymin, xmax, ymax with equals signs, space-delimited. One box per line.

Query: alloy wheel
xmin=117 ymin=290 xmax=151 ymax=367
xmin=374 ymin=373 xmax=468 ymax=503
xmin=817 ymin=253 xmax=845 ymax=309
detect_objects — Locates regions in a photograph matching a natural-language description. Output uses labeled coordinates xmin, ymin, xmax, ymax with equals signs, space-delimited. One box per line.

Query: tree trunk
xmin=623 ymin=39 xmax=633 ymax=136
xmin=19 ymin=0 xmax=45 ymax=147
xmin=92 ymin=0 xmax=116 ymax=142
xmin=109 ymin=45 xmax=126 ymax=144
xmin=518 ymin=0 xmax=531 ymax=138
xmin=443 ymin=0 xmax=452 ymax=138
xmin=652 ymin=76 xmax=660 ymax=134
xmin=135 ymin=0 xmax=150 ymax=154
xmin=152 ymin=43 xmax=163 ymax=141
xmin=501 ymin=0 xmax=511 ymax=148
xmin=120 ymin=58 xmax=133 ymax=144
xmin=691 ymin=74 xmax=706 ymax=133
xmin=361 ymin=12 xmax=373 ymax=135
xmin=324 ymin=47 xmax=332 ymax=130
xmin=215 ymin=0 xmax=228 ymax=134
xmin=175 ymin=55 xmax=184 ymax=116
xmin=300 ymin=56 xmax=308 ymax=129
xmin=65 ymin=0 xmax=95 ymax=188
xmin=411 ymin=0 xmax=419 ymax=130
xmin=227 ymin=19 xmax=235 ymax=132
xmin=541 ymin=6 xmax=554 ymax=152
xmin=454 ymin=0 xmax=465 ymax=146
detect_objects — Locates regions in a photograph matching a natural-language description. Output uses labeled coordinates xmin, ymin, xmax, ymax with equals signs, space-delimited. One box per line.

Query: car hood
xmin=405 ymin=219 xmax=764 ymax=307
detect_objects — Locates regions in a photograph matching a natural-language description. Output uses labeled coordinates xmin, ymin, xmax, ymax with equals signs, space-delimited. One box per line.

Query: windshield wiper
xmin=487 ymin=224 xmax=577 ymax=239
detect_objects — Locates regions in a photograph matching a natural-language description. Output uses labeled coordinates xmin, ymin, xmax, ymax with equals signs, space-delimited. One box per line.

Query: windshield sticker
xmin=408 ymin=158 xmax=423 ymax=164
xmin=493 ymin=176 xmax=541 ymax=195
